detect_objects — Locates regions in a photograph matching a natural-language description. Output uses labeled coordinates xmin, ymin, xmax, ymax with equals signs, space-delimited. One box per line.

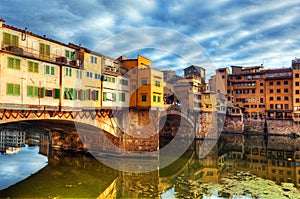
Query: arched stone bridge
xmin=0 ymin=106 xmax=231 ymax=152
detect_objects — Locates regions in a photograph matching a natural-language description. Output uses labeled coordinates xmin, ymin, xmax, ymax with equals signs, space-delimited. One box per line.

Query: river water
xmin=1 ymin=126 xmax=300 ymax=198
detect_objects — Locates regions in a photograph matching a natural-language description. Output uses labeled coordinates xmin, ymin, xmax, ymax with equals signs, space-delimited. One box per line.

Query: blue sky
xmin=1 ymin=0 xmax=300 ymax=77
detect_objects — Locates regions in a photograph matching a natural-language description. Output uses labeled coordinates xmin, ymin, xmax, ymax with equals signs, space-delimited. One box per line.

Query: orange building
xmin=229 ymin=65 xmax=265 ymax=118
xmin=118 ymin=55 xmax=164 ymax=109
xmin=292 ymin=58 xmax=300 ymax=122
xmin=264 ymin=68 xmax=293 ymax=119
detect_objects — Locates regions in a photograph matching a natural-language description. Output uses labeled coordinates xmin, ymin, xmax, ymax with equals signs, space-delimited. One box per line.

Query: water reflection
xmin=0 ymin=128 xmax=48 ymax=190
xmin=0 ymin=124 xmax=300 ymax=198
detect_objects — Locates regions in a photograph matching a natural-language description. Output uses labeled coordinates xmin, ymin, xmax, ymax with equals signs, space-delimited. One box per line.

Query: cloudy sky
xmin=1 ymin=0 xmax=300 ymax=77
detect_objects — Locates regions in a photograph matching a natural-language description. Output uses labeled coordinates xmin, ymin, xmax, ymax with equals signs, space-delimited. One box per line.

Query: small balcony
xmin=1 ymin=43 xmax=81 ymax=68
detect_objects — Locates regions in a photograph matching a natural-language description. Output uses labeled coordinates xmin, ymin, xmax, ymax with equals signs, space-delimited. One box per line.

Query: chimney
xmin=0 ymin=18 xmax=5 ymax=27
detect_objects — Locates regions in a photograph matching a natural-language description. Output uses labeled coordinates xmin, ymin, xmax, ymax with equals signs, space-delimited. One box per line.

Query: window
xmin=45 ymin=65 xmax=55 ymax=75
xmin=205 ymin=94 xmax=210 ymax=99
xmin=65 ymin=50 xmax=75 ymax=60
xmin=3 ymin=32 xmax=19 ymax=46
xmin=141 ymin=94 xmax=147 ymax=102
xmin=90 ymin=55 xmax=97 ymax=64
xmin=76 ymin=70 xmax=82 ymax=79
xmin=296 ymin=73 xmax=300 ymax=78
xmin=132 ymin=69 xmax=137 ymax=74
xmin=39 ymin=43 xmax=50 ymax=60
xmin=284 ymin=80 xmax=288 ymax=85
xmin=27 ymin=86 xmax=39 ymax=97
xmin=142 ymin=79 xmax=147 ymax=85
xmin=153 ymin=95 xmax=156 ymax=102
xmin=285 ymin=104 xmax=289 ymax=109
xmin=6 ymin=83 xmax=20 ymax=96
xmin=296 ymin=82 xmax=300 ymax=86
xmin=277 ymin=89 xmax=281 ymax=93
xmin=270 ymin=104 xmax=274 ymax=109
xmin=297 ymin=98 xmax=300 ymax=103
xmin=276 ymin=81 xmax=280 ymax=85
xmin=112 ymin=93 xmax=116 ymax=102
xmin=277 ymin=97 xmax=281 ymax=101
xmin=269 ymin=82 xmax=273 ymax=86
xmin=155 ymin=81 xmax=160 ymax=87
xmin=284 ymin=88 xmax=288 ymax=93
xmin=260 ymin=98 xmax=264 ymax=103
xmin=28 ymin=61 xmax=39 ymax=73
xmin=260 ymin=82 xmax=263 ymax=86
xmin=297 ymin=90 xmax=300 ymax=95
xmin=284 ymin=96 xmax=289 ymax=100
xmin=270 ymin=97 xmax=274 ymax=101
xmin=252 ymin=89 xmax=255 ymax=94
xmin=66 ymin=68 xmax=72 ymax=77
xmin=119 ymin=93 xmax=125 ymax=102
xmin=64 ymin=88 xmax=76 ymax=100
xmin=45 ymin=89 xmax=53 ymax=97
xmin=260 ymin=89 xmax=263 ymax=94
xmin=270 ymin=89 xmax=273 ymax=93
xmin=7 ymin=57 xmax=20 ymax=70
xmin=86 ymin=71 xmax=93 ymax=78
xmin=120 ymin=79 xmax=128 ymax=85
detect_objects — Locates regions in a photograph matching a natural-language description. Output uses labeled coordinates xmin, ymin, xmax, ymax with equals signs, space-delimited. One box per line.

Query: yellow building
xmin=0 ymin=18 xmax=83 ymax=111
xmin=101 ymin=56 xmax=130 ymax=108
xmin=118 ymin=55 xmax=164 ymax=109
xmin=201 ymin=84 xmax=216 ymax=112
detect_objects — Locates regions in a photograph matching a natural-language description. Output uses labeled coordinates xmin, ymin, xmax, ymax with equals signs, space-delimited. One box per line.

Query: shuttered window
xmin=7 ymin=57 xmax=20 ymax=70
xmin=39 ymin=43 xmax=50 ymax=60
xmin=3 ymin=32 xmax=19 ymax=46
xmin=28 ymin=61 xmax=39 ymax=73
xmin=6 ymin=83 xmax=20 ymax=96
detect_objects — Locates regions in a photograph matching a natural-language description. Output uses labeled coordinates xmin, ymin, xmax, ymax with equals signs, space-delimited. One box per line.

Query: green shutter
xmin=112 ymin=93 xmax=116 ymax=102
xmin=15 ymin=59 xmax=20 ymax=70
xmin=34 ymin=62 xmax=39 ymax=73
xmin=54 ymin=88 xmax=60 ymax=99
xmin=7 ymin=83 xmax=14 ymax=95
xmin=8 ymin=57 xmax=14 ymax=69
xmin=69 ymin=68 xmax=72 ymax=77
xmin=71 ymin=51 xmax=75 ymax=60
xmin=46 ymin=65 xmax=50 ymax=74
xmin=27 ymin=86 xmax=33 ymax=96
xmin=158 ymin=96 xmax=161 ymax=103
xmin=80 ymin=71 xmax=82 ymax=79
xmin=95 ymin=90 xmax=99 ymax=101
xmin=153 ymin=95 xmax=156 ymax=102
xmin=12 ymin=35 xmax=19 ymax=46
xmin=45 ymin=44 xmax=50 ymax=60
xmin=3 ymin=32 xmax=10 ymax=45
xmin=51 ymin=66 xmax=55 ymax=75
xmin=14 ymin=84 xmax=20 ymax=96
xmin=112 ymin=78 xmax=115 ymax=83
xmin=41 ymin=87 xmax=45 ymax=98
xmin=65 ymin=50 xmax=70 ymax=58
xmin=103 ymin=92 xmax=107 ymax=101
xmin=28 ymin=61 xmax=33 ymax=72
xmin=72 ymin=89 xmax=76 ymax=100
xmin=82 ymin=90 xmax=86 ymax=101
xmin=34 ymin=87 xmax=39 ymax=97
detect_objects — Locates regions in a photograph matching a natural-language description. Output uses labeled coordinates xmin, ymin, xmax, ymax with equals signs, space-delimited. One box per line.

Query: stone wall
xmin=222 ymin=115 xmax=244 ymax=133
xmin=267 ymin=120 xmax=300 ymax=135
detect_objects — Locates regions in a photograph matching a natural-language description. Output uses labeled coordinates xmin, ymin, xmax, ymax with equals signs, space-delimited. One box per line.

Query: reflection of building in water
xmin=196 ymin=140 xmax=219 ymax=183
xmin=0 ymin=129 xmax=25 ymax=154
xmin=39 ymin=133 xmax=50 ymax=157
xmin=219 ymin=134 xmax=300 ymax=188
xmin=26 ymin=132 xmax=41 ymax=146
